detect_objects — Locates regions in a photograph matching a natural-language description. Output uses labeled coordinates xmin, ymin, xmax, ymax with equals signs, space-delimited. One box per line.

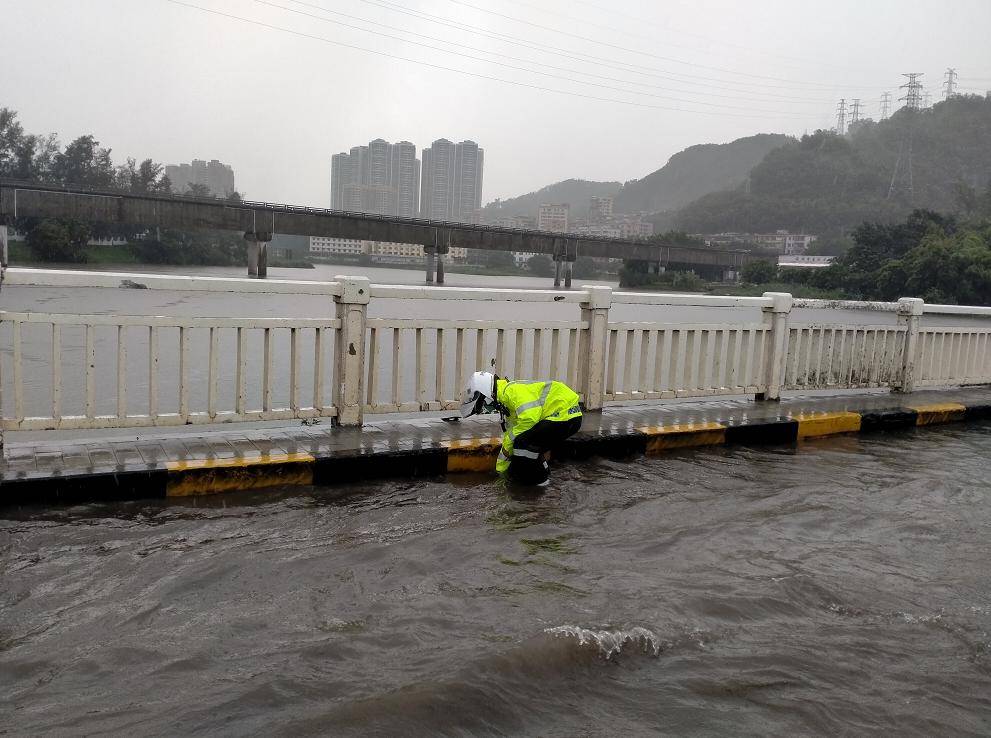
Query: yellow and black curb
xmin=3 ymin=401 xmax=991 ymax=506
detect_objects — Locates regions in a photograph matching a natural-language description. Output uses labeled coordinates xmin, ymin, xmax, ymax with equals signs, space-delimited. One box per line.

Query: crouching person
xmin=460 ymin=371 xmax=582 ymax=485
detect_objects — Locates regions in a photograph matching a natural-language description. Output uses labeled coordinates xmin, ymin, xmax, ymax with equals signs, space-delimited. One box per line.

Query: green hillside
xmin=674 ymin=95 xmax=991 ymax=237
xmin=482 ymin=179 xmax=622 ymax=222
xmin=613 ymin=133 xmax=793 ymax=214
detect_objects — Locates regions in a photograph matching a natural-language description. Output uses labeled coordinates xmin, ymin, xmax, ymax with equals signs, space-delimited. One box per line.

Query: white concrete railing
xmin=1 ymin=268 xmax=990 ymax=448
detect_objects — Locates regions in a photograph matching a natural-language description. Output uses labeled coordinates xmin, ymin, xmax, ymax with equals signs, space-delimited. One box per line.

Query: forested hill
xmin=481 ymin=133 xmax=791 ymax=222
xmin=612 ymin=134 xmax=792 ymax=214
xmin=481 ymin=179 xmax=622 ymax=222
xmin=674 ymin=95 xmax=991 ymax=237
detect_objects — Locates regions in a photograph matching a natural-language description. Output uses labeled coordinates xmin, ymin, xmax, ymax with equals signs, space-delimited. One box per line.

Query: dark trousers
xmin=507 ymin=416 xmax=582 ymax=485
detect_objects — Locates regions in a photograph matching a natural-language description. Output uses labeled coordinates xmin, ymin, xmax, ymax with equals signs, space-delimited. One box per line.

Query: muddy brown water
xmin=3 ymin=422 xmax=991 ymax=735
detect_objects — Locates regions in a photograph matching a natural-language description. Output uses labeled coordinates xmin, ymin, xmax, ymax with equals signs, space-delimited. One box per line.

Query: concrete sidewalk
xmin=2 ymin=388 xmax=990 ymax=506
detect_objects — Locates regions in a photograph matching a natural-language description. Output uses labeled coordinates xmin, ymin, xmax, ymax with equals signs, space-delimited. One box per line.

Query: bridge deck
xmin=3 ymin=387 xmax=990 ymax=506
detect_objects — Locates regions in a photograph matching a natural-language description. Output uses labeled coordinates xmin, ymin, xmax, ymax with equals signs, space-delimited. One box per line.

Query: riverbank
xmin=4 ymin=387 xmax=990 ymax=506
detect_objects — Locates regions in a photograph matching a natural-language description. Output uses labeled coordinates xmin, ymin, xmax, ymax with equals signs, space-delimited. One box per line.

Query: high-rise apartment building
xmin=330 ymin=139 xmax=420 ymax=216
xmin=538 ymin=203 xmax=570 ymax=233
xmin=420 ymin=139 xmax=484 ymax=222
xmin=165 ymin=159 xmax=236 ymax=197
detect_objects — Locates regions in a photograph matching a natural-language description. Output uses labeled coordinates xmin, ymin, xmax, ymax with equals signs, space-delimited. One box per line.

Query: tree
xmin=184 ymin=182 xmax=213 ymax=198
xmin=527 ymin=254 xmax=554 ymax=276
xmin=26 ymin=220 xmax=90 ymax=263
xmin=741 ymin=259 xmax=777 ymax=284
xmin=52 ymin=135 xmax=115 ymax=187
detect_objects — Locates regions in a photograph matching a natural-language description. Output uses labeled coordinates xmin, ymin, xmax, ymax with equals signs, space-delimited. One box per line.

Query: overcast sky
xmin=3 ymin=0 xmax=990 ymax=206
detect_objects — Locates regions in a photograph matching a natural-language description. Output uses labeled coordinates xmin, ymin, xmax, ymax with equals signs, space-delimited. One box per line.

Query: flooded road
xmin=3 ymin=423 xmax=991 ymax=735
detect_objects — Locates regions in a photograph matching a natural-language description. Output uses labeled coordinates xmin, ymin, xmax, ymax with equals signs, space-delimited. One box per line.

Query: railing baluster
xmin=531 ymin=328 xmax=543 ymax=377
xmin=207 ymin=327 xmax=219 ymax=417
xmin=623 ymin=330 xmax=635 ymax=395
xmin=149 ymin=326 xmax=159 ymax=418
xmin=684 ymin=330 xmax=699 ymax=392
xmin=178 ymin=326 xmax=189 ymax=420
xmin=606 ymin=329 xmax=618 ymax=396
xmin=313 ymin=327 xmax=324 ymax=411
xmin=549 ymin=329 xmax=560 ymax=381
xmin=435 ymin=328 xmax=445 ymax=406
xmin=568 ymin=327 xmax=579 ymax=388
xmin=454 ymin=328 xmax=465 ymax=400
xmin=366 ymin=327 xmax=378 ymax=407
xmin=235 ymin=327 xmax=246 ymax=415
xmin=698 ymin=330 xmax=711 ymax=392
xmin=654 ymin=330 xmax=668 ymax=393
xmin=495 ymin=328 xmax=505 ymax=374
xmin=668 ymin=330 xmax=682 ymax=392
xmin=391 ymin=328 xmax=402 ymax=408
xmin=416 ymin=328 xmax=426 ymax=408
xmin=726 ymin=329 xmax=739 ymax=390
xmin=51 ymin=324 xmax=61 ymax=420
xmin=514 ymin=329 xmax=524 ymax=379
xmin=638 ymin=329 xmax=651 ymax=395
xmin=476 ymin=328 xmax=486 ymax=373
xmin=85 ymin=324 xmax=95 ymax=419
xmin=117 ymin=325 xmax=127 ymax=419
xmin=289 ymin=327 xmax=299 ymax=411
xmin=262 ymin=327 xmax=272 ymax=412
xmin=13 ymin=321 xmax=24 ymax=421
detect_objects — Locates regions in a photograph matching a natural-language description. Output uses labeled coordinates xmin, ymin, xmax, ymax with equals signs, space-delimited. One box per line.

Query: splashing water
xmin=543 ymin=625 xmax=662 ymax=659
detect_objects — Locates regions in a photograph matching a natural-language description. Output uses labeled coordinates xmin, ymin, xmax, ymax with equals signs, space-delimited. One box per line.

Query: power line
xmin=275 ymin=0 xmax=832 ymax=107
xmin=563 ymin=0 xmax=868 ymax=72
xmin=163 ymin=0 xmax=819 ymax=120
xmin=442 ymin=0 xmax=887 ymax=89
xmin=358 ymin=0 xmax=880 ymax=95
xmin=251 ymin=0 xmax=818 ymax=115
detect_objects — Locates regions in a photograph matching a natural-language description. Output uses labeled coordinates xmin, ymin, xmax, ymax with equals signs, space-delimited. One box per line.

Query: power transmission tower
xmin=850 ymin=98 xmax=862 ymax=125
xmin=899 ymin=73 xmax=924 ymax=110
xmin=835 ymin=98 xmax=847 ymax=134
xmin=880 ymin=92 xmax=892 ymax=119
xmin=888 ymin=133 xmax=915 ymax=201
xmin=943 ymin=68 xmax=958 ymax=98
xmin=923 ymin=91 xmax=932 ymax=108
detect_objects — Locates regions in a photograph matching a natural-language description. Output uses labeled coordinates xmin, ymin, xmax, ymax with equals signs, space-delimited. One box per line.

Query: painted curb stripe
xmin=443 ymin=437 xmax=502 ymax=473
xmin=639 ymin=422 xmax=727 ymax=454
xmin=166 ymin=452 xmax=315 ymax=497
xmin=792 ymin=411 xmax=862 ymax=439
xmin=909 ymin=403 xmax=967 ymax=426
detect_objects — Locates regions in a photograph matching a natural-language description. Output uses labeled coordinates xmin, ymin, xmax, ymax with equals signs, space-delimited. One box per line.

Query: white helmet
xmin=460 ymin=371 xmax=496 ymax=418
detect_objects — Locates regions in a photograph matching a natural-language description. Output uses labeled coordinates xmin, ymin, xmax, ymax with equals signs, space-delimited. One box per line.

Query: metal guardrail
xmin=1 ymin=270 xmax=990 ymax=448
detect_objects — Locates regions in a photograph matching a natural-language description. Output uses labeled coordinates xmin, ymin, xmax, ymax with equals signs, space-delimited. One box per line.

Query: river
xmin=2 ymin=421 xmax=990 ymax=734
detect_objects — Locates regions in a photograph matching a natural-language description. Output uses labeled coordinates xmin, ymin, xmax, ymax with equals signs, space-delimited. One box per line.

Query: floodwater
xmin=3 ymin=423 xmax=991 ymax=735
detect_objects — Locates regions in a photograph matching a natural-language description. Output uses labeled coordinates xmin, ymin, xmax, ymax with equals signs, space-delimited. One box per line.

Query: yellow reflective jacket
xmin=495 ymin=378 xmax=582 ymax=473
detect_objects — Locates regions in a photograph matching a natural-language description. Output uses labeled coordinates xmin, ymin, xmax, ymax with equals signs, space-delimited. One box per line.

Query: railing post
xmin=578 ymin=286 xmax=611 ymax=410
xmin=894 ymin=297 xmax=924 ymax=393
xmin=333 ymin=275 xmax=370 ymax=426
xmin=759 ymin=292 xmax=793 ymax=401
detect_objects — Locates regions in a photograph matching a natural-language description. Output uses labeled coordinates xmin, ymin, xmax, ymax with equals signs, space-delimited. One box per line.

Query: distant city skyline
xmin=331 ymin=137 xmax=484 ymax=222
xmin=165 ymin=159 xmax=235 ymax=198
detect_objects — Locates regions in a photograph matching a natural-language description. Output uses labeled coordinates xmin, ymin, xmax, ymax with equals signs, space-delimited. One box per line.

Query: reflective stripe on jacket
xmin=495 ymin=378 xmax=582 ymax=473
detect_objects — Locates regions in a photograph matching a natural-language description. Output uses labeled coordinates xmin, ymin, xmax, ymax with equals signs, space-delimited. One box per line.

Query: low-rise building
xmin=777 ymin=254 xmax=834 ymax=268
xmin=538 ymin=203 xmax=570 ymax=233
xmin=756 ymin=230 xmax=818 ymax=255
xmin=309 ymin=236 xmax=365 ymax=256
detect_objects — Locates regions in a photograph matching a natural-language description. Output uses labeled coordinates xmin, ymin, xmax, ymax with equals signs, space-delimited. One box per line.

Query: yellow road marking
xmin=909 ymin=403 xmax=966 ymax=426
xmin=792 ymin=411 xmax=862 ymax=439
xmin=444 ymin=438 xmax=502 ymax=473
xmin=166 ymin=452 xmax=315 ymax=497
xmin=638 ymin=421 xmax=727 ymax=454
